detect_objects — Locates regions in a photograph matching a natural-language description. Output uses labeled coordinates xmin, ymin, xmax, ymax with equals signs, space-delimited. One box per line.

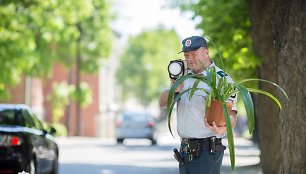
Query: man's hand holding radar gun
xmin=167 ymin=59 xmax=188 ymax=100
xmin=167 ymin=59 xmax=188 ymax=165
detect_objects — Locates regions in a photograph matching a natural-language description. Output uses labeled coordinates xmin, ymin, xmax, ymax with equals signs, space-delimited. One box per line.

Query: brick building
xmin=1 ymin=34 xmax=123 ymax=137
xmin=1 ymin=62 xmax=100 ymax=136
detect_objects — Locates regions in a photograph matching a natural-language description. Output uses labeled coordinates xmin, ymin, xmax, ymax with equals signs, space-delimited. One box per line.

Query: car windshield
xmin=0 ymin=109 xmax=23 ymax=126
xmin=123 ymin=113 xmax=150 ymax=122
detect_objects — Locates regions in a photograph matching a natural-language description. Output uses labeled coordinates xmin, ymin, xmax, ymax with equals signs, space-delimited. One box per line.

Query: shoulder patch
xmin=216 ymin=71 xmax=228 ymax=78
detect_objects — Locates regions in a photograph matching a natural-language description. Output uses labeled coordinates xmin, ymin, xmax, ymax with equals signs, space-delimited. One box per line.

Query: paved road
xmin=57 ymin=137 xmax=179 ymax=174
xmin=56 ymin=135 xmax=262 ymax=174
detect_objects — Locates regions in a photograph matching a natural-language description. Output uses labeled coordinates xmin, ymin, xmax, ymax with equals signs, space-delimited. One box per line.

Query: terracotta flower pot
xmin=205 ymin=100 xmax=233 ymax=126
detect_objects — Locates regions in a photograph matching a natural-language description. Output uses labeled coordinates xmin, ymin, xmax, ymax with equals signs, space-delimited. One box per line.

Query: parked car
xmin=0 ymin=104 xmax=59 ymax=174
xmin=115 ymin=112 xmax=157 ymax=145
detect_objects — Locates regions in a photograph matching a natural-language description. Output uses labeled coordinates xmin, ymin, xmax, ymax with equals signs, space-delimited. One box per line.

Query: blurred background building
xmin=1 ymin=32 xmax=124 ymax=137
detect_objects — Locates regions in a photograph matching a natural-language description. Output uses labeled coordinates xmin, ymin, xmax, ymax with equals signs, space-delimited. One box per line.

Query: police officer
xmin=159 ymin=36 xmax=237 ymax=174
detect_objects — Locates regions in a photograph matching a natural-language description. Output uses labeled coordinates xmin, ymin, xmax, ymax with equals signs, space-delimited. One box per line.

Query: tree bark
xmin=248 ymin=1 xmax=280 ymax=173
xmin=273 ymin=1 xmax=306 ymax=173
xmin=248 ymin=0 xmax=306 ymax=173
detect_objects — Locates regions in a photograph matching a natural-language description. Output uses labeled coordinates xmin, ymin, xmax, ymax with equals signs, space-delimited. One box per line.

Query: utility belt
xmin=174 ymin=137 xmax=226 ymax=164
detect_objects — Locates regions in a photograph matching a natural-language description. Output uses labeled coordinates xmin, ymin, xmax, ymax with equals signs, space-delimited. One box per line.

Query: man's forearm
xmin=159 ymin=90 xmax=170 ymax=107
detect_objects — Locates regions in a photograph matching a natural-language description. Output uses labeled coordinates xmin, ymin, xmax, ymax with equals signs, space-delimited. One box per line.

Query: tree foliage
xmin=116 ymin=29 xmax=181 ymax=106
xmin=171 ymin=0 xmax=260 ymax=82
xmin=48 ymin=81 xmax=92 ymax=122
xmin=0 ymin=0 xmax=112 ymax=99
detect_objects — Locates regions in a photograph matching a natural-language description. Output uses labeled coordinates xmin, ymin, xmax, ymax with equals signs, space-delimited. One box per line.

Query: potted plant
xmin=166 ymin=65 xmax=288 ymax=169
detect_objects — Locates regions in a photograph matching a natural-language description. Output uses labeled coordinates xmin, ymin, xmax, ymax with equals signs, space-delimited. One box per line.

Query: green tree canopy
xmin=0 ymin=0 xmax=113 ymax=98
xmin=116 ymin=29 xmax=181 ymax=106
xmin=171 ymin=0 xmax=260 ymax=82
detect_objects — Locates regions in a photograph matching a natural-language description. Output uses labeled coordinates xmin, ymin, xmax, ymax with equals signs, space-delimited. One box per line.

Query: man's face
xmin=183 ymin=47 xmax=209 ymax=74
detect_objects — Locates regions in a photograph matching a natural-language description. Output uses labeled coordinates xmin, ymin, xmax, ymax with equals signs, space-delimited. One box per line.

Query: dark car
xmin=115 ymin=112 xmax=157 ymax=145
xmin=0 ymin=104 xmax=59 ymax=174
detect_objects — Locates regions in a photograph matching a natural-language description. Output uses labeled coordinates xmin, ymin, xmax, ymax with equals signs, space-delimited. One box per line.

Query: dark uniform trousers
xmin=178 ymin=137 xmax=225 ymax=174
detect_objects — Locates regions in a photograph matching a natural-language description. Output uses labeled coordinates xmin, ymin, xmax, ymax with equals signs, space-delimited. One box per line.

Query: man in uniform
xmin=159 ymin=36 xmax=237 ymax=174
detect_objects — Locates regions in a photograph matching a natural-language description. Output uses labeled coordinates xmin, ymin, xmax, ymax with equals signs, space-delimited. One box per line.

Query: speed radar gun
xmin=167 ymin=59 xmax=188 ymax=80
xmin=167 ymin=59 xmax=188 ymax=100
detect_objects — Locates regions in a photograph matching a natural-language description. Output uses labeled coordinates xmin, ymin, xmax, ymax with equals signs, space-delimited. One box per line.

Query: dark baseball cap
xmin=179 ymin=36 xmax=208 ymax=53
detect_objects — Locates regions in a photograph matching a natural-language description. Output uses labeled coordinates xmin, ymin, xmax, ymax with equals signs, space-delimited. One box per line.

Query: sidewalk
xmin=221 ymin=137 xmax=262 ymax=174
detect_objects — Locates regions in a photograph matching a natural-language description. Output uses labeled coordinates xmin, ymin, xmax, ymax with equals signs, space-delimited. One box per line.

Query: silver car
xmin=115 ymin=112 xmax=157 ymax=145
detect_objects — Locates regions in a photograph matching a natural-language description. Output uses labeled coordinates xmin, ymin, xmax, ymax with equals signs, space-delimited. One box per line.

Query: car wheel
xmin=28 ymin=158 xmax=36 ymax=174
xmin=116 ymin=138 xmax=124 ymax=144
xmin=49 ymin=157 xmax=59 ymax=174
xmin=150 ymin=139 xmax=157 ymax=145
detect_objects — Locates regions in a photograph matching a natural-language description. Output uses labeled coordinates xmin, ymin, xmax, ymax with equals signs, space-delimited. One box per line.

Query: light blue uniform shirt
xmin=177 ymin=62 xmax=237 ymax=138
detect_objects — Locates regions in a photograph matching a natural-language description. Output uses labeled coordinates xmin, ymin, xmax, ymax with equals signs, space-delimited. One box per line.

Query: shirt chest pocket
xmin=188 ymin=91 xmax=207 ymax=110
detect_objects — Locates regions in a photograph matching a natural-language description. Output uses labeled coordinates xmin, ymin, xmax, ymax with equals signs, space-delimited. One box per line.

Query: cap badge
xmin=185 ymin=39 xmax=191 ymax=47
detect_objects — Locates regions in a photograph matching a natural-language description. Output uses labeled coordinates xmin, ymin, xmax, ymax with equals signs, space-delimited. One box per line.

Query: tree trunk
xmin=248 ymin=0 xmax=306 ymax=173
xmin=273 ymin=1 xmax=306 ymax=173
xmin=76 ymin=23 xmax=83 ymax=136
xmin=248 ymin=1 xmax=280 ymax=173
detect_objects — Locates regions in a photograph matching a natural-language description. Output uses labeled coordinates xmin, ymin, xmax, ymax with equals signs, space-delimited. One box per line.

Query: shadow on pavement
xmin=221 ymin=163 xmax=262 ymax=174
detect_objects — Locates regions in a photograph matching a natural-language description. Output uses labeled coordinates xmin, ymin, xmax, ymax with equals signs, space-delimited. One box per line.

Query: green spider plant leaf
xmin=239 ymin=78 xmax=289 ymax=100
xmin=247 ymin=88 xmax=283 ymax=109
xmin=224 ymin=84 xmax=234 ymax=101
xmin=217 ymin=77 xmax=225 ymax=95
xmin=234 ymin=83 xmax=255 ymax=134
xmin=167 ymin=89 xmax=191 ymax=137
xmin=222 ymin=101 xmax=235 ymax=169
xmin=189 ymin=79 xmax=201 ymax=100
xmin=207 ymin=67 xmax=218 ymax=97
xmin=206 ymin=92 xmax=212 ymax=110
xmin=167 ymin=76 xmax=190 ymax=110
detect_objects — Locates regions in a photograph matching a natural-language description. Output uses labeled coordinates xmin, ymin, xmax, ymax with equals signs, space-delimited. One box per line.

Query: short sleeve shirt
xmin=177 ymin=62 xmax=237 ymax=138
